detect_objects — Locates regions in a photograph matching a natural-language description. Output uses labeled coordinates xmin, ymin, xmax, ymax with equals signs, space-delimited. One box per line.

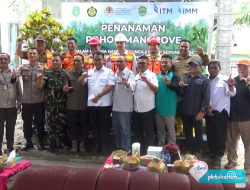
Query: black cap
xmin=188 ymin=59 xmax=200 ymax=66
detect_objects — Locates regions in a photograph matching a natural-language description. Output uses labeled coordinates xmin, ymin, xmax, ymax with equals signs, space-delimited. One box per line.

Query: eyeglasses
xmin=138 ymin=62 xmax=146 ymax=65
xmin=0 ymin=58 xmax=9 ymax=61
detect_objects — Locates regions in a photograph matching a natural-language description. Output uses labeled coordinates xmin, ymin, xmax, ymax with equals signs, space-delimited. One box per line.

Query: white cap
xmin=115 ymin=33 xmax=128 ymax=42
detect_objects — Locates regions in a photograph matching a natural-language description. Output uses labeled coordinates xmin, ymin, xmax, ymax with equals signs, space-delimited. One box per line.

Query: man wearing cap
xmin=133 ymin=55 xmax=158 ymax=154
xmin=108 ymin=33 xmax=137 ymax=74
xmin=0 ymin=53 xmax=22 ymax=155
xmin=173 ymin=39 xmax=209 ymax=137
xmin=147 ymin=36 xmax=161 ymax=74
xmin=225 ymin=59 xmax=250 ymax=174
xmin=62 ymin=37 xmax=83 ymax=71
xmin=173 ymin=39 xmax=209 ymax=79
xmin=16 ymin=35 xmax=52 ymax=69
xmin=179 ymin=59 xmax=210 ymax=155
xmin=206 ymin=60 xmax=236 ymax=168
xmin=85 ymin=36 xmax=101 ymax=70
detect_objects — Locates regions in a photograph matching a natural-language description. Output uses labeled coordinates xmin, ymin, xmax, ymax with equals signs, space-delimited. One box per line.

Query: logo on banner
xmin=104 ymin=6 xmax=114 ymax=16
xmin=87 ymin=6 xmax=97 ymax=17
xmin=154 ymin=4 xmax=172 ymax=14
xmin=72 ymin=6 xmax=80 ymax=17
xmin=138 ymin=6 xmax=147 ymax=16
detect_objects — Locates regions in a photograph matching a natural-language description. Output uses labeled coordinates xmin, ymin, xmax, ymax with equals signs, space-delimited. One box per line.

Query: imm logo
xmin=178 ymin=7 xmax=198 ymax=14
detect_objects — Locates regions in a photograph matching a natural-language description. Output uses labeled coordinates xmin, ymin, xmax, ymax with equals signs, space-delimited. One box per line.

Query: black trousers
xmin=0 ymin=108 xmax=17 ymax=151
xmin=133 ymin=109 xmax=155 ymax=151
xmin=22 ymin=103 xmax=45 ymax=139
xmin=67 ymin=109 xmax=88 ymax=141
xmin=88 ymin=106 xmax=111 ymax=152
xmin=206 ymin=109 xmax=228 ymax=157
xmin=182 ymin=114 xmax=203 ymax=153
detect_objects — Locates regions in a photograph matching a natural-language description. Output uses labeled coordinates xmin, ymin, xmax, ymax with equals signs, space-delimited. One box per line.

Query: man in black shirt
xmin=225 ymin=59 xmax=250 ymax=175
xmin=179 ymin=60 xmax=210 ymax=154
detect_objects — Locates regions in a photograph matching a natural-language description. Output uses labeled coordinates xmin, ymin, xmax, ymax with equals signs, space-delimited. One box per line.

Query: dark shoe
xmin=21 ymin=139 xmax=33 ymax=151
xmin=91 ymin=145 xmax=100 ymax=154
xmin=37 ymin=141 xmax=45 ymax=150
xmin=48 ymin=137 xmax=57 ymax=152
xmin=59 ymin=142 xmax=70 ymax=150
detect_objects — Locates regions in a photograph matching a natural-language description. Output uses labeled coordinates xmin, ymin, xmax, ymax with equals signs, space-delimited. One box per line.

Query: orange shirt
xmin=110 ymin=51 xmax=134 ymax=73
xmin=147 ymin=54 xmax=161 ymax=74
xmin=84 ymin=55 xmax=95 ymax=70
xmin=62 ymin=51 xmax=82 ymax=70
xmin=45 ymin=50 xmax=52 ymax=69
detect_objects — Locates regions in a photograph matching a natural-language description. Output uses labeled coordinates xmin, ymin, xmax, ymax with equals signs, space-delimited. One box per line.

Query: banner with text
xmin=62 ymin=2 xmax=213 ymax=55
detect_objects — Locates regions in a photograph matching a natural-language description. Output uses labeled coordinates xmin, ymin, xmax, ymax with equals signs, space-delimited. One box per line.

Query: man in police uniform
xmin=16 ymin=35 xmax=52 ymax=69
xmin=146 ymin=36 xmax=162 ymax=74
xmin=37 ymin=53 xmax=69 ymax=151
xmin=108 ymin=33 xmax=137 ymax=74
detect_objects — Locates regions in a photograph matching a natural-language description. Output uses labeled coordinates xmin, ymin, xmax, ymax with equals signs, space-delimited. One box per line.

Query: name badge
xmin=3 ymin=85 xmax=8 ymax=90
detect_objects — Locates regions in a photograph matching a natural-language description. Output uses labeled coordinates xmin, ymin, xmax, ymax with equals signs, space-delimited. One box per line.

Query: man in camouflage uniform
xmin=37 ymin=53 xmax=68 ymax=151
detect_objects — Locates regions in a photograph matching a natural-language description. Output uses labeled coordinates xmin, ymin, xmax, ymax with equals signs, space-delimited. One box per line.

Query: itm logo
xmin=226 ymin=171 xmax=238 ymax=179
xmin=178 ymin=7 xmax=198 ymax=14
xmin=154 ymin=4 xmax=172 ymax=14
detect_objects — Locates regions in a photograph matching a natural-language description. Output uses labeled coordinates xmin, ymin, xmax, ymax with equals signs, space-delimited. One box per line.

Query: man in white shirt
xmin=112 ymin=56 xmax=135 ymax=151
xmin=133 ymin=55 xmax=158 ymax=153
xmin=79 ymin=51 xmax=115 ymax=154
xmin=206 ymin=60 xmax=236 ymax=168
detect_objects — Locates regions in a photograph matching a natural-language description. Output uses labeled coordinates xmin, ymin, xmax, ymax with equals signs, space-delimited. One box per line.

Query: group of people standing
xmin=0 ymin=33 xmax=250 ymax=174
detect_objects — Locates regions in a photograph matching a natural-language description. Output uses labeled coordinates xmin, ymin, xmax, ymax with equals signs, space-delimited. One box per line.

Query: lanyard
xmin=0 ymin=70 xmax=9 ymax=86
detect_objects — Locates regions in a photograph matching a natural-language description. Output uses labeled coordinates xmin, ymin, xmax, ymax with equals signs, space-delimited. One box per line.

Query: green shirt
xmin=155 ymin=72 xmax=177 ymax=116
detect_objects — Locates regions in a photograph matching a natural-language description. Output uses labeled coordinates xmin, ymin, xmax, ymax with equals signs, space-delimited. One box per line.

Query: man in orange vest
xmin=62 ymin=37 xmax=82 ymax=71
xmin=16 ymin=35 xmax=52 ymax=69
xmin=85 ymin=36 xmax=101 ymax=70
xmin=147 ymin=36 xmax=161 ymax=74
xmin=108 ymin=33 xmax=136 ymax=74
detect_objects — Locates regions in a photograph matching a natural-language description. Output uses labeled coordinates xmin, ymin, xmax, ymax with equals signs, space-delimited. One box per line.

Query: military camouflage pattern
xmin=43 ymin=68 xmax=68 ymax=139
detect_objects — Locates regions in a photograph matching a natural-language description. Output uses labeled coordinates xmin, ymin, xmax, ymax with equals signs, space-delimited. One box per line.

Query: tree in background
xmin=18 ymin=7 xmax=75 ymax=53
xmin=234 ymin=0 xmax=250 ymax=26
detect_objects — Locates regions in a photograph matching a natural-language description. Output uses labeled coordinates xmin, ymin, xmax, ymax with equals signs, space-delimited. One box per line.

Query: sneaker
xmin=224 ymin=162 xmax=237 ymax=169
